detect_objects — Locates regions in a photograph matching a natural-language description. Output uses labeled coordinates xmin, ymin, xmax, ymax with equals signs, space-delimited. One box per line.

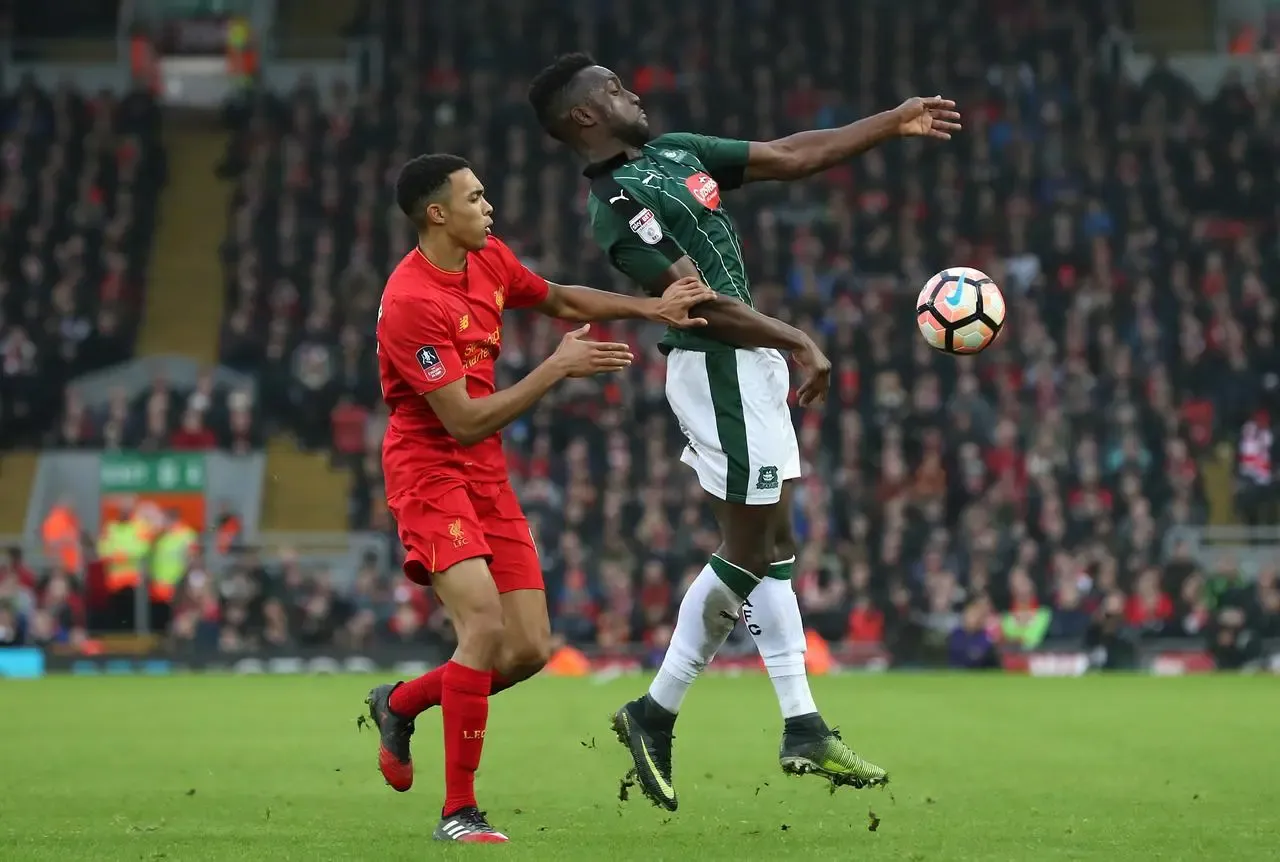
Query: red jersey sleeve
xmin=378 ymin=294 xmax=463 ymax=394
xmin=494 ymin=239 xmax=550 ymax=309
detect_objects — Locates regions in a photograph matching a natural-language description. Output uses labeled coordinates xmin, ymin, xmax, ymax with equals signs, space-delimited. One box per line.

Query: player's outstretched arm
xmin=425 ymin=325 xmax=633 ymax=446
xmin=742 ymin=96 xmax=962 ymax=183
xmin=534 ymin=278 xmax=716 ymax=328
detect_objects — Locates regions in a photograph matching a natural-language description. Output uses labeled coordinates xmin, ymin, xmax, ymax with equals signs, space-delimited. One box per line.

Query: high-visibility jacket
xmin=226 ymin=18 xmax=257 ymax=83
xmin=99 ymin=521 xmax=145 ymax=592
xmin=151 ymin=524 xmax=197 ymax=603
xmin=42 ymin=504 xmax=83 ymax=575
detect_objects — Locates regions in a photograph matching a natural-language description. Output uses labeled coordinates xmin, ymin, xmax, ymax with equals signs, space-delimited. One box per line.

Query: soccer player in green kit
xmin=529 ymin=53 xmax=960 ymax=811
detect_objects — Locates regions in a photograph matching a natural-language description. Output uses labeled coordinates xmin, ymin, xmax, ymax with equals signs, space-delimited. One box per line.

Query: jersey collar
xmin=582 ymin=151 xmax=639 ymax=178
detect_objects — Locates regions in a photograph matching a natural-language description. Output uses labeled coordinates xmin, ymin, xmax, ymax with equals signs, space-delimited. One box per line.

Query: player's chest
xmin=442 ymin=289 xmax=506 ymax=368
xmin=628 ymin=161 xmax=724 ymax=222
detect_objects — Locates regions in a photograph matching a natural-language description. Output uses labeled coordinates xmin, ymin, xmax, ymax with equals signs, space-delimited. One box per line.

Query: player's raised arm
xmin=490 ymin=234 xmax=715 ymax=328
xmin=424 ymin=326 xmax=633 ymax=447
xmin=380 ymin=290 xmax=633 ymax=446
xmin=742 ymin=96 xmax=962 ymax=183
xmin=535 ymin=279 xmax=715 ymax=328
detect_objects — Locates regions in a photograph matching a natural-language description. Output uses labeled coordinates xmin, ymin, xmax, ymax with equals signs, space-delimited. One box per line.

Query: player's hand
xmin=793 ymin=339 xmax=831 ymax=407
xmin=895 ymin=96 xmax=962 ymax=140
xmin=552 ymin=324 xmax=634 ymax=378
xmin=649 ymin=277 xmax=717 ymax=328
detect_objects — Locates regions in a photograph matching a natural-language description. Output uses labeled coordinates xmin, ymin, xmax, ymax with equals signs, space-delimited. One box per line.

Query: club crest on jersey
xmin=494 ymin=289 xmax=505 ymax=311
xmin=685 ymin=172 xmax=721 ymax=209
xmin=448 ymin=518 xmax=468 ymax=548
xmin=416 ymin=345 xmax=445 ymax=381
xmin=628 ymin=208 xmax=664 ymax=245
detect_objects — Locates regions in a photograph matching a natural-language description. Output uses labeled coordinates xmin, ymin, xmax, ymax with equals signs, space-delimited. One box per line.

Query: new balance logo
xmin=609 ymin=190 xmax=628 ymax=204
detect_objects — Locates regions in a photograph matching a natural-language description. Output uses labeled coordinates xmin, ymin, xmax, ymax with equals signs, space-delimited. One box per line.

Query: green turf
xmin=1 ymin=673 xmax=1277 ymax=860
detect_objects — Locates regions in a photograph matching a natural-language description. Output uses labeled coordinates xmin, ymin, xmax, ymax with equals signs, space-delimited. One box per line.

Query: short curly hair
xmin=395 ymin=153 xmax=470 ymax=229
xmin=527 ymin=52 xmax=597 ymax=141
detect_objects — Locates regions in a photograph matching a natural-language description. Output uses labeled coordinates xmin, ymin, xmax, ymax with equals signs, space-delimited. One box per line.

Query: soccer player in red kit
xmin=366 ymin=153 xmax=714 ymax=843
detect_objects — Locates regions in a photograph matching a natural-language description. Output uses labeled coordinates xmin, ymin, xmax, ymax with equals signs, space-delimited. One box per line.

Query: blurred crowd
xmin=5 ymin=0 xmax=1280 ymax=663
xmin=203 ymin=0 xmax=1280 ymax=655
xmin=0 ymin=80 xmax=165 ymax=449
xmin=48 ymin=371 xmax=263 ymax=453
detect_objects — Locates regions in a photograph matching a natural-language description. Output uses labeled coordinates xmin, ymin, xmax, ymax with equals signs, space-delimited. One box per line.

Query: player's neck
xmin=417 ymin=234 xmax=467 ymax=273
xmin=580 ymin=139 xmax=642 ymax=165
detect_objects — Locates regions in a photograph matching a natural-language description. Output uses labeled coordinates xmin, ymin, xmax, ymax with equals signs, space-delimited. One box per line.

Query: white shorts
xmin=665 ymin=347 xmax=802 ymax=505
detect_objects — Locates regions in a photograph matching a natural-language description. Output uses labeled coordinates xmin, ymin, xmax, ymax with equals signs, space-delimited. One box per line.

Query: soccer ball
xmin=915 ymin=267 xmax=1006 ymax=355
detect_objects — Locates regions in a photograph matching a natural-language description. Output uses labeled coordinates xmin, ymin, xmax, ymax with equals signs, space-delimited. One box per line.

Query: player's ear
xmin=425 ymin=200 xmax=447 ymax=229
xmin=569 ymin=104 xmax=595 ymax=129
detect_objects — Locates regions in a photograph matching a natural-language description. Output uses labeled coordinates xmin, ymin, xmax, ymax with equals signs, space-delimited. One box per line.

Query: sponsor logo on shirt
xmin=458 ymin=313 xmax=470 ymax=332
xmin=416 ymin=346 xmax=445 ymax=381
xmin=461 ymin=329 xmax=503 ymax=369
xmin=685 ymin=172 xmax=720 ymax=209
xmin=628 ymin=208 xmax=664 ymax=245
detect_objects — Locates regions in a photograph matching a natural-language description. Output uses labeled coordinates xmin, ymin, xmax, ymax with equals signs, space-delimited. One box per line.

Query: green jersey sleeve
xmin=655 ymin=132 xmax=750 ymax=190
xmin=587 ymin=176 xmax=688 ymax=288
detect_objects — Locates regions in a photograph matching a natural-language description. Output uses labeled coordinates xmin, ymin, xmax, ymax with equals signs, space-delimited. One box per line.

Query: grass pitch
xmin=1 ymin=673 xmax=1277 ymax=860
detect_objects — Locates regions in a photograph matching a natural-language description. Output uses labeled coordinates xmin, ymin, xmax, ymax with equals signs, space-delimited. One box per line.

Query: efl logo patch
xmin=685 ymin=172 xmax=721 ymax=209
xmin=628 ymin=208 xmax=664 ymax=245
xmin=416 ymin=345 xmax=445 ymax=381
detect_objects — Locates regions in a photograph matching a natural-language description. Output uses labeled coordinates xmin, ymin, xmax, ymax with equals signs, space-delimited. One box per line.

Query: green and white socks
xmin=743 ymin=557 xmax=818 ymax=718
xmin=647 ymin=554 xmax=817 ymax=720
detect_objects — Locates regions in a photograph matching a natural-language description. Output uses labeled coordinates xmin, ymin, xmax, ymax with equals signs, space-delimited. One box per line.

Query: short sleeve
xmin=377 ymin=294 xmax=463 ymax=395
xmin=656 ymin=132 xmax=750 ymax=191
xmin=587 ymin=179 xmax=688 ymax=288
xmin=493 ymin=240 xmax=550 ymax=309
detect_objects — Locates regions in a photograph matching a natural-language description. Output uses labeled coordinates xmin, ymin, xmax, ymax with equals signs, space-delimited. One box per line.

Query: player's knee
xmin=458 ymin=610 xmax=506 ymax=662
xmin=502 ymin=639 xmax=552 ymax=682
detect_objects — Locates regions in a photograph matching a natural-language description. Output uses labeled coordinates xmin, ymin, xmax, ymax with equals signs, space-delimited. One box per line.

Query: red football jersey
xmin=376 ymin=237 xmax=549 ymax=494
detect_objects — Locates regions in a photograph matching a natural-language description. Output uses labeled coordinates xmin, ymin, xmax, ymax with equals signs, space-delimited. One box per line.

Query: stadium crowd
xmin=0 ymin=79 xmax=165 ymax=450
xmin=4 ymin=0 xmax=1280 ymax=667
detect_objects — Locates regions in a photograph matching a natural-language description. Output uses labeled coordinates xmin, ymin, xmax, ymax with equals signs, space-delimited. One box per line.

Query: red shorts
xmin=389 ymin=479 xmax=543 ymax=594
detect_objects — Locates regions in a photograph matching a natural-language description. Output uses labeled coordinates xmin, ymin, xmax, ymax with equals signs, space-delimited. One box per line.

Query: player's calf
xmin=495 ymin=586 xmax=553 ymax=685
xmin=498 ymin=641 xmax=551 ymax=685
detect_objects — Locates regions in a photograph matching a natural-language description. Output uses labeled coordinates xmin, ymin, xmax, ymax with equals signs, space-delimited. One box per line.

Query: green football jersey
xmin=585 ymin=132 xmax=752 ymax=353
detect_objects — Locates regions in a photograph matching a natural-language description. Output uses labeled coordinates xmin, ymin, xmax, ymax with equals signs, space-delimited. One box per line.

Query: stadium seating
xmin=14 ymin=0 xmax=1277 ymax=655
xmin=0 ymin=81 xmax=165 ymax=449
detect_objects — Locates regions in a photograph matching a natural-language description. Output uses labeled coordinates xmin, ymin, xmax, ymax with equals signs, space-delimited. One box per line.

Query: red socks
xmin=441 ymin=661 xmax=492 ymax=816
xmin=390 ymin=666 xmax=518 ymax=718
xmin=389 ymin=665 xmax=445 ymax=717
